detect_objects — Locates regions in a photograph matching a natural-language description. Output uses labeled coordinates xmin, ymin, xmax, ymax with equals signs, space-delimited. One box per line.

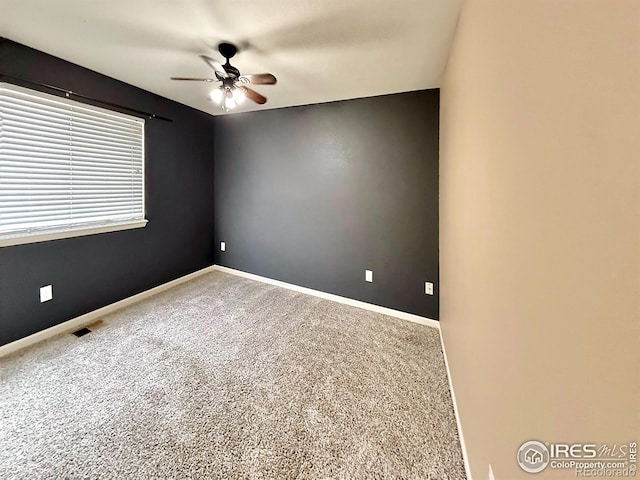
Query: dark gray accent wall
xmin=0 ymin=40 xmax=216 ymax=345
xmin=214 ymin=90 xmax=439 ymax=319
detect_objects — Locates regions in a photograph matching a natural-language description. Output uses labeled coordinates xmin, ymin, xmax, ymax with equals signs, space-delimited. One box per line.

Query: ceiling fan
xmin=171 ymin=42 xmax=277 ymax=112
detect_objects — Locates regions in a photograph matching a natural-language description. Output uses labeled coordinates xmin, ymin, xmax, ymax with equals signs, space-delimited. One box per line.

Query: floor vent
xmin=72 ymin=327 xmax=92 ymax=337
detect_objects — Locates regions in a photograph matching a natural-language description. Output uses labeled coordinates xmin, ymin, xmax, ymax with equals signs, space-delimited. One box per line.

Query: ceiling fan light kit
xmin=171 ymin=42 xmax=276 ymax=112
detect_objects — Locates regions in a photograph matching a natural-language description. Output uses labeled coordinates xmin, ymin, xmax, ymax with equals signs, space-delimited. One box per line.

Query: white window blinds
xmin=0 ymin=83 xmax=146 ymax=245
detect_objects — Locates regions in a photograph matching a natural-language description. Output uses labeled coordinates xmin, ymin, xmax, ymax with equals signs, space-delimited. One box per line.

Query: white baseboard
xmin=0 ymin=265 xmax=217 ymax=358
xmin=439 ymin=327 xmax=472 ymax=480
xmin=212 ymin=265 xmax=440 ymax=329
xmin=1 ymin=263 xmax=439 ymax=358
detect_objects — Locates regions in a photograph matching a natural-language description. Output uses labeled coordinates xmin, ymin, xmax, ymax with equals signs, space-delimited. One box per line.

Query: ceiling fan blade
xmin=170 ymin=77 xmax=216 ymax=82
xmin=239 ymin=73 xmax=277 ymax=85
xmin=239 ymin=86 xmax=267 ymax=105
xmin=200 ymin=55 xmax=228 ymax=78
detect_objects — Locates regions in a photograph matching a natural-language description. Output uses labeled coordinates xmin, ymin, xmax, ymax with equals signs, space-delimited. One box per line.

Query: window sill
xmin=0 ymin=220 xmax=148 ymax=247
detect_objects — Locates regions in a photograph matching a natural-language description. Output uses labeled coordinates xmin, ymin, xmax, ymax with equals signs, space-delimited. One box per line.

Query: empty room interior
xmin=0 ymin=0 xmax=638 ymax=479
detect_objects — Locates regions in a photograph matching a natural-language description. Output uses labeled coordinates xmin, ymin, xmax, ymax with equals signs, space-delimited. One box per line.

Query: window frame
xmin=0 ymin=82 xmax=148 ymax=247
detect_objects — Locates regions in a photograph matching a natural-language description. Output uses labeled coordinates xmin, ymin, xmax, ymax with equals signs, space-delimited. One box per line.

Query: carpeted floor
xmin=0 ymin=271 xmax=466 ymax=479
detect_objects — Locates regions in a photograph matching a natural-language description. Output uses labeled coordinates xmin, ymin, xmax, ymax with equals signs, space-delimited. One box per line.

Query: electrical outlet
xmin=489 ymin=464 xmax=495 ymax=480
xmin=425 ymin=282 xmax=434 ymax=295
xmin=40 ymin=285 xmax=53 ymax=303
xmin=365 ymin=270 xmax=373 ymax=282
xmin=220 ymin=241 xmax=226 ymax=252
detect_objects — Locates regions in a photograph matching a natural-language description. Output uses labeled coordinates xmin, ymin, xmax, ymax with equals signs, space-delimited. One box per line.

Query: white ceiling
xmin=0 ymin=0 xmax=462 ymax=116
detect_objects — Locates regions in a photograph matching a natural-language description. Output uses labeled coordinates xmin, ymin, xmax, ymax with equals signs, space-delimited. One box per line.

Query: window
xmin=0 ymin=83 xmax=146 ymax=247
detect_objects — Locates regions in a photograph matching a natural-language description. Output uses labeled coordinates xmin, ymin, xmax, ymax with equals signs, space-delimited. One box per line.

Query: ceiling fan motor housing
xmin=221 ymin=65 xmax=240 ymax=80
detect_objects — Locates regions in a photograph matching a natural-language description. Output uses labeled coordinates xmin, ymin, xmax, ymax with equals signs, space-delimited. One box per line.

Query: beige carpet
xmin=0 ymin=271 xmax=466 ymax=479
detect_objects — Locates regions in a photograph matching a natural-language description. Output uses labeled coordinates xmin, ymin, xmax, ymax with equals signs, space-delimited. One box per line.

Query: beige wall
xmin=440 ymin=0 xmax=640 ymax=478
